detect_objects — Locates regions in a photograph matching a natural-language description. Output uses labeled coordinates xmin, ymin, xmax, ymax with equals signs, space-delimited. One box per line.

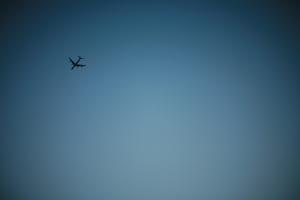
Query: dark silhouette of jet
xmin=69 ymin=56 xmax=86 ymax=70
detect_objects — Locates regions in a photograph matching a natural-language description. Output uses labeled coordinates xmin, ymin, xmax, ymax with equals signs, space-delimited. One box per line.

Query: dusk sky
xmin=1 ymin=1 xmax=300 ymax=199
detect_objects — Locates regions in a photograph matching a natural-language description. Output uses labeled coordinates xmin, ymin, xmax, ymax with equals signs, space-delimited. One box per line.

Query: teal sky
xmin=1 ymin=1 xmax=300 ymax=199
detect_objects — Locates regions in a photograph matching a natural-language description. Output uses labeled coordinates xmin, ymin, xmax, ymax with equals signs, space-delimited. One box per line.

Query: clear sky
xmin=1 ymin=1 xmax=300 ymax=199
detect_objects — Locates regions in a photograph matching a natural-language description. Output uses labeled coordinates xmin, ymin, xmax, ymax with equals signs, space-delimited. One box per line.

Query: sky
xmin=1 ymin=1 xmax=300 ymax=199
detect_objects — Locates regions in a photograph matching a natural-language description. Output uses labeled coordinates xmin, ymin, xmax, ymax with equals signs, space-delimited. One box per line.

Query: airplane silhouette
xmin=69 ymin=56 xmax=86 ymax=70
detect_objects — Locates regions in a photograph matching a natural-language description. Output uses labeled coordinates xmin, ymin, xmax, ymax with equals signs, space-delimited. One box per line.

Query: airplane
xmin=69 ymin=56 xmax=86 ymax=70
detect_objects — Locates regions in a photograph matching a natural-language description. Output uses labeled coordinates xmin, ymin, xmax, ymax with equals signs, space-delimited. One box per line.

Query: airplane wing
xmin=69 ymin=57 xmax=76 ymax=65
xmin=78 ymin=64 xmax=86 ymax=67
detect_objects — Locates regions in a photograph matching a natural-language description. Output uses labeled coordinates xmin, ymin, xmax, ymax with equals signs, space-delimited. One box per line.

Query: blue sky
xmin=1 ymin=1 xmax=300 ymax=199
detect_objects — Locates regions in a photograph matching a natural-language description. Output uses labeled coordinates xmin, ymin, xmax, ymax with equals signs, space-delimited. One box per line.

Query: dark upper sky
xmin=1 ymin=1 xmax=300 ymax=199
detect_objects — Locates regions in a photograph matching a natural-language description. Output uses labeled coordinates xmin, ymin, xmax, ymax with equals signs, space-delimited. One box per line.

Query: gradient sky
xmin=1 ymin=1 xmax=300 ymax=199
